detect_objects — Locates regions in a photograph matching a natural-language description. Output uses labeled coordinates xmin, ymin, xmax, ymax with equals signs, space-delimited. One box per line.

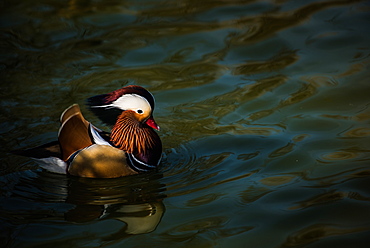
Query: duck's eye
xmin=136 ymin=109 xmax=144 ymax=114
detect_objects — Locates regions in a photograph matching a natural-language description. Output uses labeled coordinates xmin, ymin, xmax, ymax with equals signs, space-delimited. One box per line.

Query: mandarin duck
xmin=13 ymin=85 xmax=162 ymax=178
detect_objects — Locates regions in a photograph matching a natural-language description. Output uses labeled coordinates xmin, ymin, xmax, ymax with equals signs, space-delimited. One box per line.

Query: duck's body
xmin=13 ymin=85 xmax=162 ymax=178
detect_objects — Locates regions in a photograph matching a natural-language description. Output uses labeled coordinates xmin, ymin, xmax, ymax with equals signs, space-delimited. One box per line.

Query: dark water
xmin=1 ymin=0 xmax=370 ymax=247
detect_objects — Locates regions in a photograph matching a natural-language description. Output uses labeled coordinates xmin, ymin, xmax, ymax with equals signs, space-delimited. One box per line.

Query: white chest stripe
xmin=131 ymin=154 xmax=156 ymax=168
xmin=127 ymin=153 xmax=159 ymax=172
xmin=89 ymin=124 xmax=112 ymax=146
xmin=127 ymin=154 xmax=147 ymax=172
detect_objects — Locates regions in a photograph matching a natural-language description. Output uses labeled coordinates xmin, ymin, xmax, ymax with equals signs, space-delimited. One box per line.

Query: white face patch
xmin=110 ymin=94 xmax=152 ymax=115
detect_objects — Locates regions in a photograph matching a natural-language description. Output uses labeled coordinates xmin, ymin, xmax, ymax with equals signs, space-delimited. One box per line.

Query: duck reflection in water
xmin=64 ymin=172 xmax=166 ymax=235
xmin=0 ymin=170 xmax=166 ymax=239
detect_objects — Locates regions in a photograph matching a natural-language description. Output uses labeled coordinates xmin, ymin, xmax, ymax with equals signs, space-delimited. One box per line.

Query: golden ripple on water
xmin=159 ymin=216 xmax=253 ymax=243
xmin=300 ymin=168 xmax=370 ymax=188
xmin=238 ymin=186 xmax=273 ymax=205
xmin=347 ymin=191 xmax=370 ymax=201
xmin=171 ymin=74 xmax=286 ymax=115
xmin=325 ymin=151 xmax=358 ymax=160
xmin=186 ymin=193 xmax=225 ymax=207
xmin=233 ymin=51 xmax=299 ymax=76
xmin=226 ymin=0 xmax=358 ymax=46
xmin=280 ymin=224 xmax=369 ymax=247
xmin=246 ymin=80 xmax=320 ymax=123
xmin=354 ymin=112 xmax=370 ymax=122
xmin=260 ymin=175 xmax=295 ymax=186
xmin=338 ymin=62 xmax=367 ymax=77
xmin=289 ymin=191 xmax=346 ymax=210
xmin=237 ymin=151 xmax=260 ymax=161
xmin=164 ymin=117 xmax=283 ymax=146
xmin=341 ymin=127 xmax=370 ymax=138
xmin=268 ymin=142 xmax=295 ymax=158
xmin=300 ymin=75 xmax=338 ymax=87
xmin=320 ymin=114 xmax=350 ymax=120
xmin=292 ymin=134 xmax=310 ymax=142
xmin=268 ymin=134 xmax=310 ymax=158
xmin=318 ymin=150 xmax=360 ymax=162
xmin=278 ymin=83 xmax=317 ymax=107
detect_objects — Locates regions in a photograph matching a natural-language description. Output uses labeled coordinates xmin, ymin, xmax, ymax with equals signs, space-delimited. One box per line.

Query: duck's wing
xmin=58 ymin=104 xmax=93 ymax=161
xmin=11 ymin=104 xmax=92 ymax=161
xmin=60 ymin=103 xmax=84 ymax=124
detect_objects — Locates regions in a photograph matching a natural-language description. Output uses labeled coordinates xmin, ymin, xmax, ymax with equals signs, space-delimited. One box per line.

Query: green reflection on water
xmin=1 ymin=0 xmax=370 ymax=247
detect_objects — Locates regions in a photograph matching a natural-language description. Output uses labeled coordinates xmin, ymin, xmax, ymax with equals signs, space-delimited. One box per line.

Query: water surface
xmin=1 ymin=0 xmax=370 ymax=247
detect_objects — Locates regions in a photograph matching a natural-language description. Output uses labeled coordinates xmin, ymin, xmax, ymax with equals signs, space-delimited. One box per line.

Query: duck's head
xmin=87 ymin=85 xmax=160 ymax=130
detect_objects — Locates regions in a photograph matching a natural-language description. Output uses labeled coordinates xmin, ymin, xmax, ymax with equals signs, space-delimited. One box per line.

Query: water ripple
xmin=2 ymin=0 xmax=370 ymax=246
xmin=280 ymin=224 xmax=369 ymax=248
xmin=317 ymin=149 xmax=370 ymax=163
